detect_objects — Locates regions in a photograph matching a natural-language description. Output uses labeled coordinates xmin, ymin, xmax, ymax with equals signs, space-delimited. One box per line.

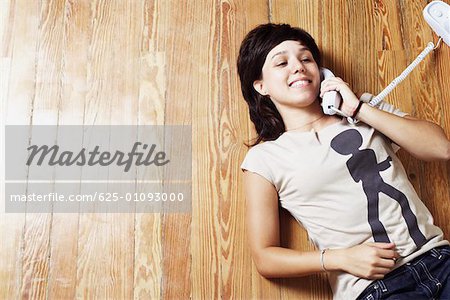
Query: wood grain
xmin=19 ymin=1 xmax=67 ymax=299
xmin=46 ymin=1 xmax=89 ymax=298
xmin=217 ymin=1 xmax=263 ymax=299
xmin=1 ymin=1 xmax=449 ymax=299
xmin=0 ymin=0 xmax=34 ymax=299
xmin=133 ymin=2 xmax=165 ymax=298
xmin=75 ymin=1 xmax=138 ymax=299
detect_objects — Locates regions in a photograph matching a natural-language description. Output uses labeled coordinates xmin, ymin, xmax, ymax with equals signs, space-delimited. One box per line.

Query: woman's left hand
xmin=320 ymin=77 xmax=359 ymax=117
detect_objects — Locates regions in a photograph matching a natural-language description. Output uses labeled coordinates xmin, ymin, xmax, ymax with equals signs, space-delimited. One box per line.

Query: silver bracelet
xmin=320 ymin=249 xmax=328 ymax=272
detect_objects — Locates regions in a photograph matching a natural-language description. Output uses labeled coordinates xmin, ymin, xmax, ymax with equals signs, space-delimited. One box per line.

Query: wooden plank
xmin=217 ymin=0 xmax=265 ymax=299
xmin=133 ymin=1 xmax=166 ymax=296
xmin=0 ymin=57 xmax=10 ymax=298
xmin=159 ymin=1 xmax=194 ymax=296
xmin=319 ymin=0 xmax=351 ymax=82
xmin=373 ymin=0 xmax=404 ymax=51
xmin=19 ymin=0 xmax=66 ymax=299
xmin=130 ymin=1 xmax=191 ymax=299
xmin=46 ymin=0 xmax=91 ymax=299
xmin=271 ymin=0 xmax=320 ymax=37
xmin=0 ymin=0 xmax=11 ymax=234
xmin=0 ymin=0 xmax=39 ymax=299
xmin=75 ymin=1 xmax=139 ymax=298
xmin=347 ymin=0 xmax=377 ymax=95
xmin=0 ymin=0 xmax=14 ymax=57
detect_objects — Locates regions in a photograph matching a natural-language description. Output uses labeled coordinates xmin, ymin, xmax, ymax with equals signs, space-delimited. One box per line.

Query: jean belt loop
xmin=378 ymin=280 xmax=388 ymax=293
xmin=430 ymin=248 xmax=439 ymax=258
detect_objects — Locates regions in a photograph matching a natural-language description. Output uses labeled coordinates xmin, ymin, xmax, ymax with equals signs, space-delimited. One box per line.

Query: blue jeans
xmin=356 ymin=245 xmax=450 ymax=300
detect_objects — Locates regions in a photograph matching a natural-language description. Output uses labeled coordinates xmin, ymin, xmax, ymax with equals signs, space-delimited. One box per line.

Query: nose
xmin=291 ymin=58 xmax=305 ymax=73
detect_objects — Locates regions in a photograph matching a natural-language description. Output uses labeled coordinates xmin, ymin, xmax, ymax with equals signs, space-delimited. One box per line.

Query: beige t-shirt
xmin=241 ymin=102 xmax=448 ymax=300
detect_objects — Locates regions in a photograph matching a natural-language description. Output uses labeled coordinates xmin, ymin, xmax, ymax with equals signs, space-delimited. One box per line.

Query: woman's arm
xmin=243 ymin=170 xmax=399 ymax=279
xmin=357 ymin=105 xmax=450 ymax=161
xmin=320 ymin=77 xmax=450 ymax=161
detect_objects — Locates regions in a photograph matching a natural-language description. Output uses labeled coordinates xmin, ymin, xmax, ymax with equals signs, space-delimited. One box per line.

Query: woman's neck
xmin=281 ymin=101 xmax=338 ymax=132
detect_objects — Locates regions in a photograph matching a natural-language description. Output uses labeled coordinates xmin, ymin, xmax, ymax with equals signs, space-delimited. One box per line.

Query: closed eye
xmin=275 ymin=61 xmax=287 ymax=67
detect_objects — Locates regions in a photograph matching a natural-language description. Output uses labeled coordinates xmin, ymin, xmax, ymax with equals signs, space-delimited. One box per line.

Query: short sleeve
xmin=240 ymin=147 xmax=274 ymax=185
xmin=376 ymin=101 xmax=408 ymax=152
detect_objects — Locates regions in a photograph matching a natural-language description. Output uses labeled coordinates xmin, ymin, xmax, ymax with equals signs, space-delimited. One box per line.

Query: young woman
xmin=237 ymin=23 xmax=450 ymax=300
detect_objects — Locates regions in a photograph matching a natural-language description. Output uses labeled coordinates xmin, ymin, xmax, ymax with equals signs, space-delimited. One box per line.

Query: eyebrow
xmin=271 ymin=47 xmax=309 ymax=60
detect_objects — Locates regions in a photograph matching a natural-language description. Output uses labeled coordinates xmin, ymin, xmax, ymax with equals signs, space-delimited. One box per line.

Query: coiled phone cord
xmin=346 ymin=37 xmax=442 ymax=125
xmin=369 ymin=40 xmax=439 ymax=107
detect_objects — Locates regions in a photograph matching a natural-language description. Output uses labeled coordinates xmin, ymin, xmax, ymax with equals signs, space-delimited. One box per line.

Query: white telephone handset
xmin=320 ymin=68 xmax=342 ymax=115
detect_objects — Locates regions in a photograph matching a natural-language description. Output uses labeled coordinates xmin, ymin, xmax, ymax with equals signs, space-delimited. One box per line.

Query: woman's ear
xmin=253 ymin=80 xmax=268 ymax=96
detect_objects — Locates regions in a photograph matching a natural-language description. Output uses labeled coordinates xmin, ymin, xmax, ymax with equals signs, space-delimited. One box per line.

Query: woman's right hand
xmin=328 ymin=242 xmax=400 ymax=280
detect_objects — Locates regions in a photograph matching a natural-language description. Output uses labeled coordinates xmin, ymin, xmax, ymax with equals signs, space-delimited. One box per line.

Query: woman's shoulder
xmin=245 ymin=138 xmax=284 ymax=155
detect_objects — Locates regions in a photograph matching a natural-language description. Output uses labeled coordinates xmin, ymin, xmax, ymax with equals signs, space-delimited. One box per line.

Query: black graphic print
xmin=330 ymin=129 xmax=426 ymax=247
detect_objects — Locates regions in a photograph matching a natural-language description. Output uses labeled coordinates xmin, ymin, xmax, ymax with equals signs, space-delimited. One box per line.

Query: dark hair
xmin=237 ymin=23 xmax=321 ymax=146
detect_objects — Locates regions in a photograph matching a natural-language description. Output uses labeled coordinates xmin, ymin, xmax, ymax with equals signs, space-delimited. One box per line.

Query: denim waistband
xmin=357 ymin=245 xmax=450 ymax=299
xmin=386 ymin=245 xmax=450 ymax=278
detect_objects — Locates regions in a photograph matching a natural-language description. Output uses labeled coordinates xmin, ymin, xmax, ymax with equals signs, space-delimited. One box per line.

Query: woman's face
xmin=254 ymin=40 xmax=320 ymax=110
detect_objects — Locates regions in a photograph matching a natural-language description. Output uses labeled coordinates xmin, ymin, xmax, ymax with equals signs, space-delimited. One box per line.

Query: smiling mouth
xmin=289 ymin=80 xmax=312 ymax=88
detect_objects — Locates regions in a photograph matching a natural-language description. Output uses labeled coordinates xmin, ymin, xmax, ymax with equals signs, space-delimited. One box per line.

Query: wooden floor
xmin=1 ymin=0 xmax=449 ymax=299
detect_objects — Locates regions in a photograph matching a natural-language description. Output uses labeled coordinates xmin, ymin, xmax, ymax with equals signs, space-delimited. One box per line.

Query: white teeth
xmin=290 ymin=80 xmax=309 ymax=88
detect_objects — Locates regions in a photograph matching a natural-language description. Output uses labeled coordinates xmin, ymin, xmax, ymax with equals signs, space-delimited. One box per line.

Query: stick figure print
xmin=330 ymin=129 xmax=426 ymax=247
